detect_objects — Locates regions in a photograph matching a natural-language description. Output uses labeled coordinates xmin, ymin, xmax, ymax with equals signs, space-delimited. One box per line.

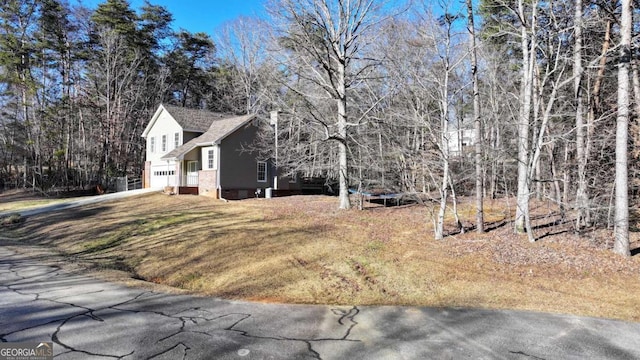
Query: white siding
xmin=201 ymin=146 xmax=218 ymax=170
xmin=146 ymin=110 xmax=183 ymax=163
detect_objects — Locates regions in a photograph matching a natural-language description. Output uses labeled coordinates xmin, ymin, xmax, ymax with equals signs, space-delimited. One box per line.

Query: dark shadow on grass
xmin=478 ymin=219 xmax=510 ymax=232
xmin=2 ymin=206 xmax=113 ymax=244
xmin=531 ymin=217 xmax=568 ymax=231
xmin=445 ymin=209 xmax=571 ymax=238
xmin=441 ymin=217 xmax=511 ymax=236
xmin=535 ymin=228 xmax=572 ymax=241
xmin=364 ymin=201 xmax=419 ymax=210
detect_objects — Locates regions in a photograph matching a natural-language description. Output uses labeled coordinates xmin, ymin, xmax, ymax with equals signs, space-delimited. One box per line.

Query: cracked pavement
xmin=2 ymin=246 xmax=640 ymax=359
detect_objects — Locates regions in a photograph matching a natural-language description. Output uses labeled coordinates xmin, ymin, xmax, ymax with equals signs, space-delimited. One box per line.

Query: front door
xmin=187 ymin=161 xmax=199 ymax=186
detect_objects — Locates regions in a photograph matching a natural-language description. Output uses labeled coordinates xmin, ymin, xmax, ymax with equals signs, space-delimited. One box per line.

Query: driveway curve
xmin=1 ymin=245 xmax=640 ymax=359
xmin=0 ymin=188 xmax=161 ymax=218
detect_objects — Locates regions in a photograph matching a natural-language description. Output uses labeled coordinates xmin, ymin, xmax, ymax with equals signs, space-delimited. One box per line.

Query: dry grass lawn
xmin=3 ymin=192 xmax=640 ymax=322
xmin=0 ymin=189 xmax=74 ymax=212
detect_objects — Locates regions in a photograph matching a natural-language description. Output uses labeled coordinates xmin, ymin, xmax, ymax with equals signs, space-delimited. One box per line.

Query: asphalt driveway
xmin=1 ymin=245 xmax=640 ymax=359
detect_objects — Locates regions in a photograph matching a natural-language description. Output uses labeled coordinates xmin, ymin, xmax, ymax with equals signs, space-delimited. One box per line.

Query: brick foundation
xmin=198 ymin=170 xmax=218 ymax=198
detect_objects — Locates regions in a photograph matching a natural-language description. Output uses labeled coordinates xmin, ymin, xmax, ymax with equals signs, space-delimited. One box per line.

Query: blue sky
xmin=76 ymin=0 xmax=267 ymax=34
xmin=75 ymin=0 xmax=478 ymax=37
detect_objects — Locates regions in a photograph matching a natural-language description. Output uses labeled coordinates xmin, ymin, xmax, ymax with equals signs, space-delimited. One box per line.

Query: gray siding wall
xmin=183 ymin=147 xmax=200 ymax=162
xmin=219 ymin=123 xmax=273 ymax=190
xmin=183 ymin=131 xmax=201 ymax=143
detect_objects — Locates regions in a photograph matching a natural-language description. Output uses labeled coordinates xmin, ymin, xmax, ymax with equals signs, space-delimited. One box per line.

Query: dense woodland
xmin=1 ymin=0 xmax=639 ymax=255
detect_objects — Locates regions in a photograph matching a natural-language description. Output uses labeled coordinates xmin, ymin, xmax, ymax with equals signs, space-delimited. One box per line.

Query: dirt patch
xmin=3 ymin=193 xmax=640 ymax=322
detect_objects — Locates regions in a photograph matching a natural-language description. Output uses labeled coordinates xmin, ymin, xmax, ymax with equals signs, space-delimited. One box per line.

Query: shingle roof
xmin=161 ymin=114 xmax=256 ymax=160
xmin=162 ymin=105 xmax=231 ymax=133
xmin=161 ymin=137 xmax=202 ymax=161
xmin=197 ymin=114 xmax=256 ymax=145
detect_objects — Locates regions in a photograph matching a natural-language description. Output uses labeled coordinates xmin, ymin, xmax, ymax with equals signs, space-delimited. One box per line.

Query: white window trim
xmin=161 ymin=134 xmax=167 ymax=152
xmin=207 ymin=149 xmax=215 ymax=169
xmin=257 ymin=161 xmax=267 ymax=182
xmin=150 ymin=137 xmax=155 ymax=153
xmin=174 ymin=132 xmax=180 ymax=149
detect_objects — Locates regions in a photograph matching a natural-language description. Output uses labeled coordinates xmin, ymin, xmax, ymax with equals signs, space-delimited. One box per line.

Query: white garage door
xmin=150 ymin=165 xmax=177 ymax=188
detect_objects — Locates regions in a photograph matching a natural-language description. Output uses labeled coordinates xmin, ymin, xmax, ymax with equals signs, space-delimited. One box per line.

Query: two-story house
xmin=142 ymin=104 xmax=300 ymax=199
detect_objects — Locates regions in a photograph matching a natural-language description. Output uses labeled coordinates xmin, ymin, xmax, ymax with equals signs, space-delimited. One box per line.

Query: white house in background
xmin=141 ymin=104 xmax=301 ymax=199
xmin=447 ymin=128 xmax=475 ymax=155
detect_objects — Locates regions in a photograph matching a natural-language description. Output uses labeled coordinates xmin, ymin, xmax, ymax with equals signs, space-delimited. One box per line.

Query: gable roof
xmin=163 ymin=105 xmax=231 ymax=133
xmin=141 ymin=104 xmax=233 ymax=137
xmin=161 ymin=114 xmax=256 ymax=161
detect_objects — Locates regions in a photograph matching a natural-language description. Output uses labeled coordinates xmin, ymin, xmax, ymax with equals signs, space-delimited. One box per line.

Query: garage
xmin=149 ymin=164 xmax=177 ymax=188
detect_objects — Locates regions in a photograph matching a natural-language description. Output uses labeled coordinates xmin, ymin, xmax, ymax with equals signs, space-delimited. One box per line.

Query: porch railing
xmin=183 ymin=174 xmax=199 ymax=186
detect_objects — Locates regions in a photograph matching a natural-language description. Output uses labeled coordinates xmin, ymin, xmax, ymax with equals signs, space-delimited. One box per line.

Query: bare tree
xmin=613 ymin=0 xmax=631 ymax=257
xmin=379 ymin=6 xmax=467 ymax=239
xmin=432 ymin=12 xmax=466 ymax=240
xmin=86 ymin=28 xmax=144 ymax=182
xmin=216 ymin=16 xmax=271 ymax=114
xmin=269 ymin=0 xmax=390 ymax=209
xmin=514 ymin=0 xmax=537 ymax=237
xmin=466 ymin=0 xmax=484 ymax=233
xmin=574 ymin=0 xmax=589 ymax=230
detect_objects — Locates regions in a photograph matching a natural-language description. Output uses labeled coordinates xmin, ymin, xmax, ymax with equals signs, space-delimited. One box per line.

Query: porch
xmin=164 ymin=161 xmax=199 ymax=195
xmin=177 ymin=165 xmax=199 ymax=194
xmin=176 ymin=168 xmax=219 ymax=197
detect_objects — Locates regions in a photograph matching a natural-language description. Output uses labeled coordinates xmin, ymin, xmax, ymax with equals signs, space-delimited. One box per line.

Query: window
xmin=257 ymin=161 xmax=267 ymax=182
xmin=150 ymin=137 xmax=155 ymax=153
xmin=161 ymin=135 xmax=167 ymax=152
xmin=174 ymin=132 xmax=180 ymax=148
xmin=207 ymin=149 xmax=215 ymax=169
xmin=153 ymin=170 xmax=175 ymax=176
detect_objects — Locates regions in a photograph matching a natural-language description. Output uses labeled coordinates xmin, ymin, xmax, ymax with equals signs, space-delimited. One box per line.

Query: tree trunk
xmin=448 ymin=173 xmax=464 ymax=233
xmin=515 ymin=0 xmax=535 ymax=234
xmin=467 ymin=0 xmax=484 ymax=233
xmin=574 ymin=0 xmax=589 ymax=231
xmin=631 ymin=60 xmax=640 ymax=160
xmin=532 ymin=65 xmax=541 ymax=200
xmin=490 ymin=124 xmax=499 ymax=199
xmin=548 ymin=144 xmax=564 ymax=218
xmin=435 ymin=158 xmax=448 ymax=240
xmin=632 ymin=61 xmax=640 ymax=118
xmin=562 ymin=141 xmax=571 ymax=208
xmin=337 ymin=61 xmax=350 ymax=210
xmin=435 ymin=35 xmax=452 ymax=240
xmin=613 ymin=0 xmax=631 ymax=257
xmin=591 ymin=19 xmax=611 ymax=117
